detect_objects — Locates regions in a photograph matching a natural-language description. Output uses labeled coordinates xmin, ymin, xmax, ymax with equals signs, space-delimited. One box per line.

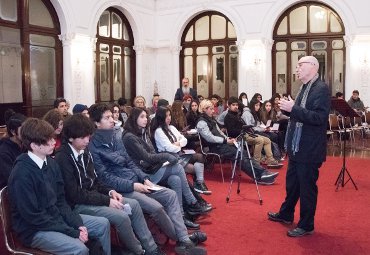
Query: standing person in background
xmin=268 ymin=56 xmax=330 ymax=237
xmin=0 ymin=110 xmax=27 ymax=189
xmin=175 ymin=78 xmax=197 ymax=101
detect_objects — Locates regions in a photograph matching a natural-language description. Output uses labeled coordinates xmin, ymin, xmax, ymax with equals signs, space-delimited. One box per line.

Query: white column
xmin=237 ymin=39 xmax=248 ymax=96
xmin=170 ymin=45 xmax=182 ymax=103
xmin=59 ymin=33 xmax=75 ymax=104
xmin=134 ymin=45 xmax=145 ymax=97
xmin=59 ymin=33 xmax=96 ymax=108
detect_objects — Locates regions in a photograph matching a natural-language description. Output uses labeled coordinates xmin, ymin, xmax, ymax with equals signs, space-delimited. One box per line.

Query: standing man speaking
xmin=268 ymin=56 xmax=330 ymax=237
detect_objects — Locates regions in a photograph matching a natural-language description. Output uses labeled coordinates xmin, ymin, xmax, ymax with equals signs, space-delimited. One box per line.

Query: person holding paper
xmin=260 ymin=100 xmax=285 ymax=156
xmin=151 ymin=106 xmax=211 ymax=195
xmin=224 ymin=97 xmax=282 ymax=168
xmin=122 ymin=108 xmax=212 ymax=228
xmin=268 ymin=56 xmax=330 ymax=237
xmin=55 ymin=114 xmax=164 ymax=255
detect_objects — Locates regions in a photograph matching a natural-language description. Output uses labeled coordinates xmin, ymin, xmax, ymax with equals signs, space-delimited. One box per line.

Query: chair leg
xmin=218 ymin=156 xmax=224 ymax=183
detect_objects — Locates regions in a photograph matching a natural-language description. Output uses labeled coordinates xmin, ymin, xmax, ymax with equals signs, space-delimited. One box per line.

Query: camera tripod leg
xmin=226 ymin=136 xmax=263 ymax=205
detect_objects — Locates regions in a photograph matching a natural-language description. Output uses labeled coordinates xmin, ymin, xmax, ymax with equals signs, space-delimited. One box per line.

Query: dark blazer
xmin=8 ymin=154 xmax=82 ymax=246
xmin=55 ymin=143 xmax=112 ymax=208
xmin=174 ymin=87 xmax=197 ymax=101
xmin=286 ymin=79 xmax=330 ymax=163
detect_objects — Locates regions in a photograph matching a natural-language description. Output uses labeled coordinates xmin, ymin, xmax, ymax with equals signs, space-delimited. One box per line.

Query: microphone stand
xmin=226 ymin=130 xmax=263 ymax=205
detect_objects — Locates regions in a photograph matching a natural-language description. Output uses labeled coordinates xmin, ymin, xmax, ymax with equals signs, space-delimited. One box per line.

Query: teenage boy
xmin=8 ymin=118 xmax=111 ymax=255
xmin=55 ymin=114 xmax=164 ymax=255
xmin=88 ymin=103 xmax=207 ymax=255
xmin=0 ymin=110 xmax=27 ymax=189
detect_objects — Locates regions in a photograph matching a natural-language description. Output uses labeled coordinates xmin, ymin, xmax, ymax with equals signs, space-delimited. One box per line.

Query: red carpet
xmin=1 ymin=156 xmax=369 ymax=254
xmin=165 ymin=156 xmax=370 ymax=255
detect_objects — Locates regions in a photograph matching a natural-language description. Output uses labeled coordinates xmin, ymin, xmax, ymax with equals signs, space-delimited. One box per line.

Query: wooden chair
xmin=0 ymin=187 xmax=51 ymax=255
xmin=328 ymin=114 xmax=346 ymax=144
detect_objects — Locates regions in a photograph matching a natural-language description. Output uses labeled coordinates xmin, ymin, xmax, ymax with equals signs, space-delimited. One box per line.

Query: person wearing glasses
xmin=268 ymin=56 xmax=330 ymax=237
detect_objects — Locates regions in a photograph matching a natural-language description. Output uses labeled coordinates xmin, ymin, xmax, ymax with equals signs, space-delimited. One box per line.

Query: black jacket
xmin=122 ymin=130 xmax=178 ymax=173
xmin=8 ymin=154 xmax=82 ymax=246
xmin=224 ymin=110 xmax=244 ymax=138
xmin=174 ymin=87 xmax=197 ymax=101
xmin=286 ymin=79 xmax=330 ymax=163
xmin=55 ymin=143 xmax=112 ymax=208
xmin=0 ymin=137 xmax=22 ymax=189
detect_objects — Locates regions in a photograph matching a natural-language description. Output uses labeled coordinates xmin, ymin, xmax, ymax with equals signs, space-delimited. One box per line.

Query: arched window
xmin=0 ymin=0 xmax=62 ymax=119
xmin=272 ymin=2 xmax=345 ymax=98
xmin=95 ymin=8 xmax=135 ymax=104
xmin=180 ymin=11 xmax=237 ymax=99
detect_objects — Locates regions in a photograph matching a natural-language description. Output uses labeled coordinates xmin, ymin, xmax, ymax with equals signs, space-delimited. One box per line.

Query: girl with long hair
xmin=186 ymin=99 xmax=200 ymax=129
xmin=151 ymin=106 xmax=211 ymax=195
xmin=122 ymin=108 xmax=211 ymax=227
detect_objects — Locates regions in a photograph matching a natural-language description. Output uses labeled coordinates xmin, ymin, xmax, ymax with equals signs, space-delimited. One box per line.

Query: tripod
xmin=334 ymin=116 xmax=358 ymax=191
xmin=226 ymin=132 xmax=263 ymax=205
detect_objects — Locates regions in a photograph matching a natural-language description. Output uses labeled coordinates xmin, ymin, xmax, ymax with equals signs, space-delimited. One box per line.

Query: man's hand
xmin=78 ymin=226 xmax=88 ymax=243
xmin=227 ymin=138 xmax=236 ymax=144
xmin=144 ymin=179 xmax=154 ymax=187
xmin=279 ymin=96 xmax=295 ymax=113
xmin=110 ymin=190 xmax=123 ymax=203
xmin=133 ymin=183 xmax=151 ymax=193
xmin=109 ymin=198 xmax=124 ymax=209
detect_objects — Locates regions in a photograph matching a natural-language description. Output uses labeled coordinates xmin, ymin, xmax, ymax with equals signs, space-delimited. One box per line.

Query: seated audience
xmin=55 ymin=114 xmax=164 ymax=255
xmin=53 ymin=97 xmax=70 ymax=118
xmin=88 ymin=103 xmax=207 ymax=255
xmin=186 ymin=99 xmax=200 ymax=129
xmin=8 ymin=118 xmax=111 ymax=254
xmin=224 ymin=97 xmax=281 ymax=168
xmin=117 ymin=97 xmax=129 ymax=124
xmin=347 ymin=89 xmax=366 ymax=112
xmin=171 ymin=100 xmax=189 ymax=132
xmin=43 ymin=109 xmax=64 ymax=153
xmin=72 ymin=104 xmax=89 ymax=117
xmin=182 ymin=95 xmax=193 ymax=115
xmin=152 ymin=106 xmax=211 ymax=194
xmin=148 ymin=93 xmax=160 ymax=115
xmin=122 ymin=108 xmax=211 ymax=218
xmin=196 ymin=99 xmax=278 ymax=185
xmin=109 ymin=102 xmax=124 ymax=131
xmin=133 ymin=95 xmax=147 ymax=108
xmin=0 ymin=110 xmax=27 ymax=189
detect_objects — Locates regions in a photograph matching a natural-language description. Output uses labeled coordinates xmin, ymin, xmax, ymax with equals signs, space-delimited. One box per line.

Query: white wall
xmin=52 ymin=0 xmax=370 ymax=108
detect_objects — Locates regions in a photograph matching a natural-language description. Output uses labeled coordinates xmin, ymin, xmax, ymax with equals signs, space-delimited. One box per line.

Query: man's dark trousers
xmin=279 ymin=159 xmax=321 ymax=231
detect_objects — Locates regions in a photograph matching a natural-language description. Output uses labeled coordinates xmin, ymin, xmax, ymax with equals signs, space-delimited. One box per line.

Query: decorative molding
xmin=133 ymin=45 xmax=147 ymax=54
xmin=90 ymin=37 xmax=98 ymax=51
xmin=262 ymin=38 xmax=274 ymax=51
xmin=170 ymin=45 xmax=182 ymax=54
xmin=236 ymin=39 xmax=247 ymax=51
xmin=156 ymin=0 xmax=229 ymax=11
xmin=58 ymin=33 xmax=76 ymax=47
xmin=343 ymin=35 xmax=354 ymax=47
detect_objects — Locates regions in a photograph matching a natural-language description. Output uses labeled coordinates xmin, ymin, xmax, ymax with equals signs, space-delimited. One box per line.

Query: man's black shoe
xmin=187 ymin=202 xmax=212 ymax=216
xmin=267 ymin=212 xmax=293 ymax=224
xmin=287 ymin=227 xmax=314 ymax=237
xmin=189 ymin=231 xmax=207 ymax=245
xmin=175 ymin=240 xmax=207 ymax=255
xmin=183 ymin=217 xmax=200 ymax=230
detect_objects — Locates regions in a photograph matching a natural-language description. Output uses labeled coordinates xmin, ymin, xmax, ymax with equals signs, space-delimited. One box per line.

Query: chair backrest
xmin=197 ymin=133 xmax=209 ymax=154
xmin=0 ymin=187 xmax=51 ymax=255
xmin=365 ymin=112 xmax=370 ymax=125
xmin=329 ymin=114 xmax=341 ymax=130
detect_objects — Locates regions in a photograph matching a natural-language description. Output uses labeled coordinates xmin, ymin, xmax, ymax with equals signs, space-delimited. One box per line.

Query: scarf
xmin=285 ymin=73 xmax=319 ymax=155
